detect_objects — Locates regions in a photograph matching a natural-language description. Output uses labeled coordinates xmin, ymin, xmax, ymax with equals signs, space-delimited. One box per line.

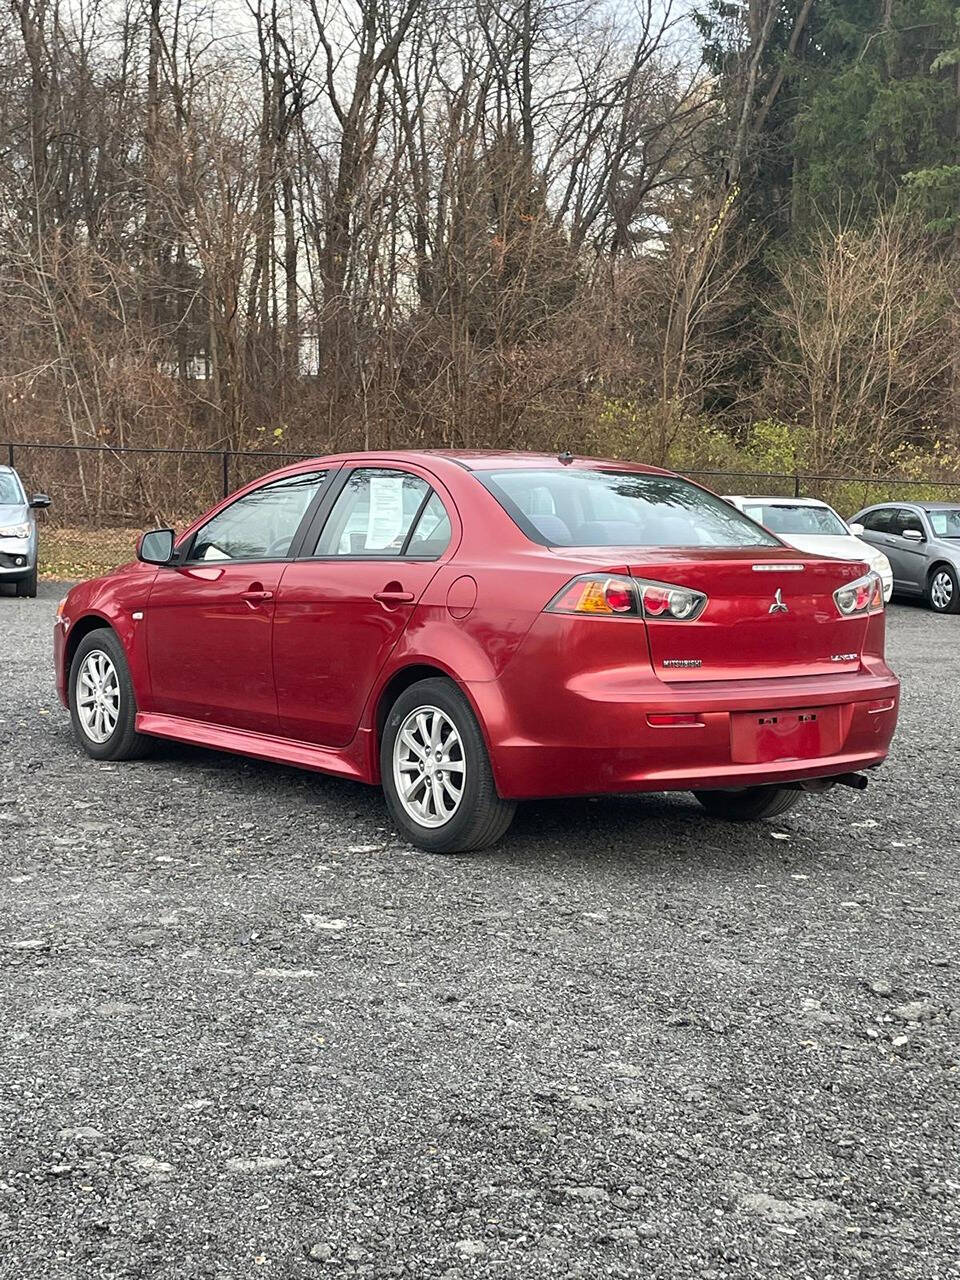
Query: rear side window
xmin=476 ymin=469 xmax=779 ymax=549
xmin=860 ymin=508 xmax=894 ymax=533
xmin=314 ymin=468 xmax=435 ymax=557
xmin=405 ymin=492 xmax=452 ymax=557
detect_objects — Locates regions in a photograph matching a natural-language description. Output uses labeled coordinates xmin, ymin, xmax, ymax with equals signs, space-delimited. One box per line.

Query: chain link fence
xmin=5 ymin=441 xmax=960 ymax=581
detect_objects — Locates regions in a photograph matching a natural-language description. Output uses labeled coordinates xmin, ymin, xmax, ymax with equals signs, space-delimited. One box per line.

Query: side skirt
xmin=135 ymin=713 xmax=375 ymax=783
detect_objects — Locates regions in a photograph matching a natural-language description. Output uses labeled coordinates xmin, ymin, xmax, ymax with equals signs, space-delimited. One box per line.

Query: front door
xmin=885 ymin=507 xmax=928 ymax=594
xmin=144 ymin=469 xmax=329 ymax=731
xmin=273 ymin=467 xmax=456 ymax=747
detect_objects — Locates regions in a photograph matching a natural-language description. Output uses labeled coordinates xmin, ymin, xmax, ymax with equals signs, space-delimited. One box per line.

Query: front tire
xmin=68 ymin=628 xmax=153 ymax=761
xmin=380 ymin=678 xmax=516 ymax=853
xmin=15 ymin=567 xmax=37 ymax=598
xmin=927 ymin=564 xmax=960 ymax=614
xmin=693 ymin=786 xmax=800 ymax=822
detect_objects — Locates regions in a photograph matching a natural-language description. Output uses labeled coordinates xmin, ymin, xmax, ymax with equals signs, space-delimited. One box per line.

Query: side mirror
xmin=902 ymin=528 xmax=924 ymax=544
xmin=848 ymin=522 xmax=865 ymax=537
xmin=137 ymin=527 xmax=176 ymax=565
xmin=29 ymin=493 xmax=51 ymax=510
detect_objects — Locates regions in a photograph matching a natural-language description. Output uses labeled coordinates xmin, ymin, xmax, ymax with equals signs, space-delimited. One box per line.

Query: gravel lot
xmin=2 ymin=584 xmax=958 ymax=1280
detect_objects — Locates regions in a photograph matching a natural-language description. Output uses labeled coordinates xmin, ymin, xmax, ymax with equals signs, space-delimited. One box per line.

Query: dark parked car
xmin=0 ymin=464 xmax=50 ymax=597
xmin=851 ymin=502 xmax=960 ymax=613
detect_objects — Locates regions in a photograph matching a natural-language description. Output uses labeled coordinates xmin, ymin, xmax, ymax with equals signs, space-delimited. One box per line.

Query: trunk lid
xmin=552 ymin=546 xmax=872 ymax=682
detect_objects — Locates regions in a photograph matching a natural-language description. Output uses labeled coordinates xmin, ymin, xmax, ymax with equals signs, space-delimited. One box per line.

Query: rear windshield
xmin=927 ymin=508 xmax=960 ymax=539
xmin=742 ymin=502 xmax=847 ymax=537
xmin=477 ymin=469 xmax=779 ymax=548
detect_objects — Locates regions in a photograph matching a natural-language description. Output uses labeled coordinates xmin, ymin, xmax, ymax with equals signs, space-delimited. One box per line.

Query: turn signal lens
xmin=546 ymin=575 xmax=707 ymax=620
xmin=834 ymin=572 xmax=883 ymax=617
xmin=547 ymin=574 xmax=639 ymax=616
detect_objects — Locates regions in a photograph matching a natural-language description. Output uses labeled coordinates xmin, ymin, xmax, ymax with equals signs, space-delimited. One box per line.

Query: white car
xmin=724 ymin=495 xmax=894 ymax=603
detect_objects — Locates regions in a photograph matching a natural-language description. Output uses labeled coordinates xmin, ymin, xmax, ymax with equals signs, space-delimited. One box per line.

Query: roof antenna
xmin=558 ymin=450 xmax=574 ymax=465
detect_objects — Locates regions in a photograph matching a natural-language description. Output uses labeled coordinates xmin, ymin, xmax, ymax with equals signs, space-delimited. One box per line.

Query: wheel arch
xmin=927 ymin=559 xmax=957 ymax=583
xmin=367 ymin=658 xmax=504 ymax=786
xmin=373 ymin=662 xmax=461 ymax=747
xmin=64 ymin=613 xmax=117 ymax=683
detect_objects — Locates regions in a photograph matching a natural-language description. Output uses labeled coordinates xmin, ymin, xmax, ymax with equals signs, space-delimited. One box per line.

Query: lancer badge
xmin=769 ymin=588 xmax=788 ymax=614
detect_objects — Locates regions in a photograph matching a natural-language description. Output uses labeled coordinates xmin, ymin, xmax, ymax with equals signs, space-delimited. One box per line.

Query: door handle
xmin=374 ymin=589 xmax=415 ymax=605
xmin=241 ymin=587 xmax=274 ymax=605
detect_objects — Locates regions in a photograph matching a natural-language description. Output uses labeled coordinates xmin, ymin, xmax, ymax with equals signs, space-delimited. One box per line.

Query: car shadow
xmin=101 ymin=732 xmax=832 ymax=875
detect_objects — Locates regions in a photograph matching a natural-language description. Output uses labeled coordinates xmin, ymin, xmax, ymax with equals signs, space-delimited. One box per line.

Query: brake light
xmin=546 ymin=575 xmax=707 ymax=620
xmin=834 ymin=572 xmax=883 ymax=617
xmin=636 ymin=579 xmax=707 ymax=621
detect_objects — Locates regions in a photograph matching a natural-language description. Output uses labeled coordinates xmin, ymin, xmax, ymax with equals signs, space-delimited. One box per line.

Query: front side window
xmin=891 ymin=509 xmax=925 ymax=539
xmin=742 ymin=503 xmax=847 ymax=537
xmin=861 ymin=508 xmax=894 ymax=533
xmin=190 ymin=470 xmax=327 ymax=561
xmin=477 ymin=468 xmax=780 ymax=549
xmin=927 ymin=508 xmax=960 ymax=539
xmin=314 ymin=469 xmax=433 ymax=556
xmin=0 ymin=471 xmax=25 ymax=504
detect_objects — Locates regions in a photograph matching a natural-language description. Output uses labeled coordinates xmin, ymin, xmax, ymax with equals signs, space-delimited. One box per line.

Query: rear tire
xmin=693 ymin=786 xmax=800 ymax=822
xmin=15 ymin=568 xmax=37 ymax=598
xmin=926 ymin=564 xmax=960 ymax=614
xmin=68 ymin=628 xmax=153 ymax=761
xmin=380 ymin=677 xmax=516 ymax=853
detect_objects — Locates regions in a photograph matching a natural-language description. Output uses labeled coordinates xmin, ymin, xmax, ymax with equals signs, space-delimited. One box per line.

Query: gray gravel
xmin=2 ymin=584 xmax=959 ymax=1279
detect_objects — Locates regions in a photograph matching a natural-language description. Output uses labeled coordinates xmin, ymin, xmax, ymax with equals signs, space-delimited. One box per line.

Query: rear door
xmin=626 ymin=549 xmax=871 ymax=682
xmin=145 ymin=469 xmax=330 ymax=731
xmin=273 ymin=466 xmax=457 ymax=747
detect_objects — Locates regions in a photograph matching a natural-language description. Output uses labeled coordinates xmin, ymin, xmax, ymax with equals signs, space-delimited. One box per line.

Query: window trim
xmin=299 ymin=465 xmax=454 ymax=563
xmin=178 ymin=467 xmax=335 ymax=566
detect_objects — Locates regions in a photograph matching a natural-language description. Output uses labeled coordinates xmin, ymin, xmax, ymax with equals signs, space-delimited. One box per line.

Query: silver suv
xmin=851 ymin=502 xmax=960 ymax=614
xmin=0 ymin=465 xmax=51 ymax=598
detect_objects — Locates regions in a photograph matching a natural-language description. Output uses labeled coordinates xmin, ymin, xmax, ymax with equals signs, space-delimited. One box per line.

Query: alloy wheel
xmin=931 ymin=570 xmax=954 ymax=611
xmin=392 ymin=705 xmax=466 ymax=828
xmin=76 ymin=649 xmax=121 ymax=743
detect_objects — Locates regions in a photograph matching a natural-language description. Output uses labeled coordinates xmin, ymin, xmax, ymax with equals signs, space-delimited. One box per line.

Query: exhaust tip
xmin=836 ymin=772 xmax=869 ymax=791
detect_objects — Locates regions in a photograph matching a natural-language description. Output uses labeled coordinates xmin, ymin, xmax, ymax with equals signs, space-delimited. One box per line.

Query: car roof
xmin=268 ymin=449 xmax=673 ymax=476
xmin=725 ymin=494 xmax=831 ymax=508
xmin=380 ymin=450 xmax=670 ymax=474
xmin=859 ymin=500 xmax=960 ymax=511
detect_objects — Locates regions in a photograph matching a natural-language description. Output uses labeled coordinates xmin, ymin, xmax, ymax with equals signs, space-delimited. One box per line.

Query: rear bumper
xmin=471 ymin=666 xmax=900 ymax=800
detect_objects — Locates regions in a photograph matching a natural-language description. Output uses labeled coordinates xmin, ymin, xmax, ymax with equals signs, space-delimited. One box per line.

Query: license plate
xmin=730 ymin=706 xmax=843 ymax=764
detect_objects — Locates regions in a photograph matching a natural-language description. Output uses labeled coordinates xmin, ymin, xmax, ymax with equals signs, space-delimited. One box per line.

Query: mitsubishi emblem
xmin=769 ymin=588 xmax=788 ymax=614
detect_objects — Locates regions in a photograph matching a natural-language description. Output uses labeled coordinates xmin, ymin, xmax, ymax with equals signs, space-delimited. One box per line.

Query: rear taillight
xmin=635 ymin=579 xmax=707 ymax=621
xmin=834 ymin=572 xmax=883 ymax=617
xmin=546 ymin=575 xmax=707 ymax=621
xmin=547 ymin=574 xmax=639 ymax=616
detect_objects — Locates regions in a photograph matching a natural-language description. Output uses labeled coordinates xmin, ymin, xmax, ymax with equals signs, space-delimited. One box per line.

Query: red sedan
xmin=54 ymin=452 xmax=900 ymax=852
